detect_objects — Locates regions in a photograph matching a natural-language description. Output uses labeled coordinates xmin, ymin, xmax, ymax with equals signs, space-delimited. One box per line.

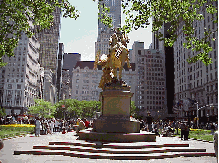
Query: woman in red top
xmin=83 ymin=118 xmax=90 ymax=128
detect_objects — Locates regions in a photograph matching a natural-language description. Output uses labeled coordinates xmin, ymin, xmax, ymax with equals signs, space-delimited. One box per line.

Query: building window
xmin=7 ymin=84 xmax=12 ymax=89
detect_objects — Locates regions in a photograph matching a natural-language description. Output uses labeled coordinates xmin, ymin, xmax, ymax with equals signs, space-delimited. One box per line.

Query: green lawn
xmin=173 ymin=129 xmax=214 ymax=141
xmin=0 ymin=126 xmax=34 ymax=139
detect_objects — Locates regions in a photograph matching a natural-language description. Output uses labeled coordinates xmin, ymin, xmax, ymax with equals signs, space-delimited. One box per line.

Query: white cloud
xmin=64 ymin=30 xmax=97 ymax=61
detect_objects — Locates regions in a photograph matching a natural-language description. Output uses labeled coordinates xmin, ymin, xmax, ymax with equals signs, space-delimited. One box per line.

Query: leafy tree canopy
xmin=0 ymin=107 xmax=6 ymax=117
xmin=55 ymin=99 xmax=101 ymax=119
xmin=28 ymin=99 xmax=56 ymax=118
xmin=99 ymin=0 xmax=218 ymax=66
xmin=1 ymin=0 xmax=217 ymax=67
xmin=0 ymin=0 xmax=79 ymax=66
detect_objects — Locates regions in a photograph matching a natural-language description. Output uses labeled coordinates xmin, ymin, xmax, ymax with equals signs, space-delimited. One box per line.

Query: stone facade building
xmin=36 ymin=7 xmax=61 ymax=73
xmin=56 ymin=43 xmax=64 ymax=101
xmin=0 ymin=31 xmax=42 ymax=115
xmin=132 ymin=41 xmax=168 ymax=119
xmin=173 ymin=1 xmax=218 ymax=122
xmin=71 ymin=61 xmax=136 ymax=102
xmin=44 ymin=70 xmax=56 ymax=104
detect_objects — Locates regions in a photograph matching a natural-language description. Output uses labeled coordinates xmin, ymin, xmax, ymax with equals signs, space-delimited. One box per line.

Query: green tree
xmin=29 ymin=99 xmax=56 ymax=118
xmin=130 ymin=101 xmax=139 ymax=118
xmin=0 ymin=0 xmax=79 ymax=66
xmin=0 ymin=107 xmax=6 ymax=117
xmin=81 ymin=100 xmax=101 ymax=118
xmin=99 ymin=0 xmax=218 ymax=66
xmin=54 ymin=99 xmax=101 ymax=119
xmin=1 ymin=0 xmax=217 ymax=67
xmin=55 ymin=99 xmax=83 ymax=119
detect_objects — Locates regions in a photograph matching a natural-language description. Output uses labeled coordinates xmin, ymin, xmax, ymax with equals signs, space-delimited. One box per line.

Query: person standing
xmin=159 ymin=121 xmax=163 ymax=135
xmin=54 ymin=119 xmax=59 ymax=132
xmin=180 ymin=123 xmax=186 ymax=140
xmin=175 ymin=121 xmax=179 ymax=135
xmin=83 ymin=118 xmax=90 ymax=129
xmin=184 ymin=124 xmax=190 ymax=140
xmin=211 ymin=123 xmax=216 ymax=135
xmin=35 ymin=117 xmax=41 ymax=137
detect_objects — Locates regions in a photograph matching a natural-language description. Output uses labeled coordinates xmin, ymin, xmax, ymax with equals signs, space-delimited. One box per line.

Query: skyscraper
xmin=95 ymin=0 xmax=121 ymax=56
xmin=173 ymin=1 xmax=218 ymax=123
xmin=0 ymin=31 xmax=41 ymax=115
xmin=56 ymin=43 xmax=64 ymax=101
xmin=152 ymin=22 xmax=174 ymax=115
xmin=132 ymin=41 xmax=167 ymax=119
xmin=36 ymin=7 xmax=61 ymax=73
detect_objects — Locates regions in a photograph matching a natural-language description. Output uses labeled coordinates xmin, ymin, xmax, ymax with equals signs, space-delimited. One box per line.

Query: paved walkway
xmin=0 ymin=131 xmax=217 ymax=163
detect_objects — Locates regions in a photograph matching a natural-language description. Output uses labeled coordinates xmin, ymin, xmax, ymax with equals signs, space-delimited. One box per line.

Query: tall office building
xmin=0 ymin=31 xmax=41 ymax=115
xmin=152 ymin=21 xmax=175 ymax=115
xmin=36 ymin=7 xmax=61 ymax=73
xmin=95 ymin=0 xmax=121 ymax=56
xmin=56 ymin=43 xmax=64 ymax=101
xmin=132 ymin=41 xmax=167 ymax=119
xmin=173 ymin=1 xmax=218 ymax=123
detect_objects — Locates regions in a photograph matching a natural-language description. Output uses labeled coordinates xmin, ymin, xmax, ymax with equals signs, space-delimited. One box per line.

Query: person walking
xmin=211 ymin=123 xmax=216 ymax=135
xmin=54 ymin=120 xmax=59 ymax=132
xmin=50 ymin=120 xmax=54 ymax=134
xmin=180 ymin=122 xmax=186 ymax=140
xmin=175 ymin=121 xmax=179 ymax=135
xmin=184 ymin=124 xmax=190 ymax=140
xmin=35 ymin=117 xmax=41 ymax=137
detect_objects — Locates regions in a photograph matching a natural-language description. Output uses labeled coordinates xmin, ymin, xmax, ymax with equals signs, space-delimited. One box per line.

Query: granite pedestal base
xmin=93 ymin=116 xmax=140 ymax=133
xmin=78 ymin=129 xmax=156 ymax=142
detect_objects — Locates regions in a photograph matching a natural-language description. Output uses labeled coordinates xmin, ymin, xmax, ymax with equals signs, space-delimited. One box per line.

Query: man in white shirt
xmin=55 ymin=120 xmax=59 ymax=132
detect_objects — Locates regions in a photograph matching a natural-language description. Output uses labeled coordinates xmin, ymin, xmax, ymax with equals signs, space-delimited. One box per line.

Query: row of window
xmin=75 ymin=90 xmax=99 ymax=96
xmin=138 ymin=106 xmax=164 ymax=110
xmin=75 ymin=96 xmax=98 ymax=101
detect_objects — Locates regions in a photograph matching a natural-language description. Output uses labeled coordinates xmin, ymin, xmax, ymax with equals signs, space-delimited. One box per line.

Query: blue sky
xmin=60 ymin=0 xmax=152 ymax=61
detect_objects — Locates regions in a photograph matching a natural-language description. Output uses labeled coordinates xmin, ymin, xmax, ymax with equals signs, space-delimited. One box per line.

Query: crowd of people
xmin=0 ymin=114 xmax=35 ymax=125
xmin=1 ymin=114 xmax=218 ymax=140
xmin=139 ymin=119 xmax=218 ymax=140
xmin=34 ymin=117 xmax=92 ymax=137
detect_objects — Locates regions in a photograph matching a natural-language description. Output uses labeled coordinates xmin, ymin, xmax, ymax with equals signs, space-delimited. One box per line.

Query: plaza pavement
xmin=0 ymin=131 xmax=217 ymax=163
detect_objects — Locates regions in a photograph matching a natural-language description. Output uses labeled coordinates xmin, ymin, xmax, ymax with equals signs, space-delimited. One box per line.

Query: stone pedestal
xmin=93 ymin=89 xmax=140 ymax=133
xmin=79 ymin=86 xmax=156 ymax=142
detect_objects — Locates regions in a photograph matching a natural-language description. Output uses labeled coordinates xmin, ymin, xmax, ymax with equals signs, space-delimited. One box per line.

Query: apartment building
xmin=173 ymin=1 xmax=218 ymax=122
xmin=71 ymin=61 xmax=137 ymax=102
xmin=132 ymin=41 xmax=168 ymax=119
xmin=0 ymin=30 xmax=41 ymax=115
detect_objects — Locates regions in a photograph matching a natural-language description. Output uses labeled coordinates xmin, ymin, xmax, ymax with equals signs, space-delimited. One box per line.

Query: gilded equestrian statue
xmin=94 ymin=28 xmax=131 ymax=89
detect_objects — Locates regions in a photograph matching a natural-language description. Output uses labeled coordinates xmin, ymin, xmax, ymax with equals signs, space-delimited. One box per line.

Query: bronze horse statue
xmin=94 ymin=29 xmax=131 ymax=89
